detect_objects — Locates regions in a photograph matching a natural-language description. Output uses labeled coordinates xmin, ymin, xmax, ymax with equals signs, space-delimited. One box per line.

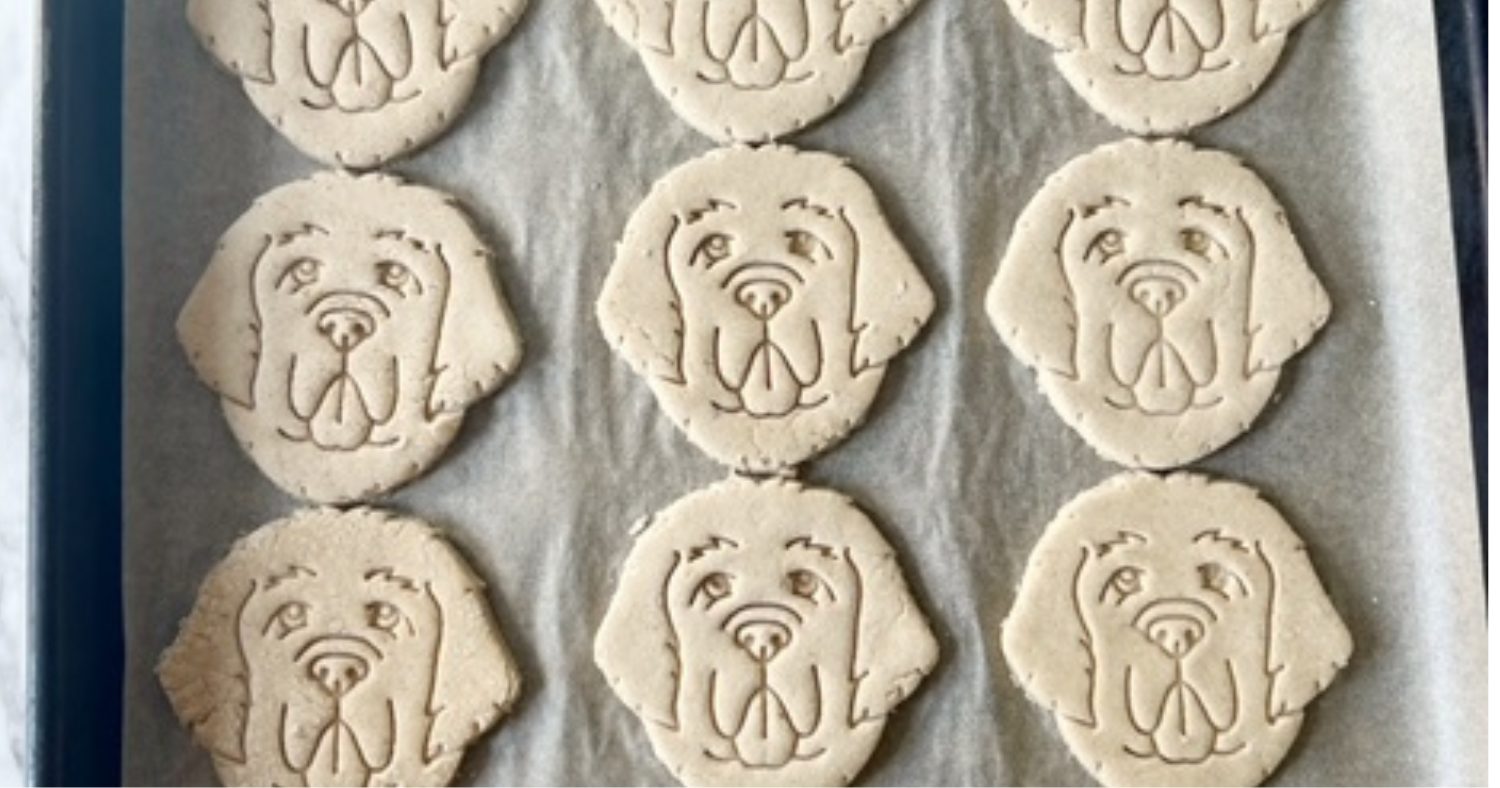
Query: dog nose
xmin=733 ymin=620 xmax=793 ymax=662
xmin=1144 ymin=614 xmax=1206 ymax=658
xmin=1128 ymin=276 xmax=1187 ymax=317
xmin=308 ymin=653 xmax=370 ymax=697
xmin=316 ymin=308 xmax=376 ymax=351
xmin=734 ymin=279 xmax=793 ymax=320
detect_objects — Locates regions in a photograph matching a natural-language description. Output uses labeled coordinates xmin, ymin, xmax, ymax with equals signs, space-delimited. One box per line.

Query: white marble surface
xmin=0 ymin=0 xmax=35 ymax=784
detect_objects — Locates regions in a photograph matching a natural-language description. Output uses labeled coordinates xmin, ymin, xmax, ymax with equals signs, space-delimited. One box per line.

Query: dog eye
xmin=1198 ymin=562 xmax=1248 ymax=599
xmin=1181 ymin=229 xmax=1213 ymax=255
xmin=1086 ymin=229 xmax=1125 ymax=261
xmin=278 ymin=258 xmax=322 ymax=293
xmin=366 ymin=601 xmax=405 ymax=634
xmin=1102 ymin=566 xmax=1144 ymax=604
xmin=691 ymin=572 xmax=733 ymax=608
xmin=785 ymin=230 xmax=826 ymax=261
xmin=266 ymin=601 xmax=309 ymax=638
xmin=691 ymin=234 xmax=733 ymax=268
xmin=375 ymin=261 xmax=422 ymax=297
xmin=785 ymin=569 xmax=825 ymax=601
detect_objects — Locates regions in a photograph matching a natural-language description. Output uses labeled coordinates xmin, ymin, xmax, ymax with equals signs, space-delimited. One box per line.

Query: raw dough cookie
xmin=158 ymin=507 xmax=522 ymax=787
xmin=594 ymin=0 xmax=923 ymax=142
xmin=595 ymin=477 xmax=939 ymax=787
xmin=178 ymin=171 xmax=522 ymax=503
xmin=187 ymin=0 xmax=526 ymax=168
xmin=598 ymin=145 xmax=934 ymax=472
xmin=987 ymin=139 xmax=1328 ymax=469
xmin=1005 ymin=0 xmax=1329 ymax=134
xmin=1001 ymin=472 xmax=1352 ymax=787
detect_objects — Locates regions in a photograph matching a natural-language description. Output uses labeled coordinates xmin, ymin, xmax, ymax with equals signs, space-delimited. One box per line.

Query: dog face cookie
xmin=159 ymin=508 xmax=522 ymax=787
xmin=187 ymin=0 xmax=526 ymax=167
xmin=594 ymin=0 xmax=922 ymax=141
xmin=596 ymin=478 xmax=939 ymax=786
xmin=1005 ymin=0 xmax=1327 ymax=133
xmin=598 ymin=146 xmax=933 ymax=472
xmin=987 ymin=139 xmax=1327 ymax=468
xmin=179 ymin=172 xmax=522 ymax=503
xmin=1002 ymin=473 xmax=1351 ymax=787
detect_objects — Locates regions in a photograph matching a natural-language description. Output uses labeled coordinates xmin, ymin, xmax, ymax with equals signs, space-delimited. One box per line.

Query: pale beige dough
xmin=595 ymin=477 xmax=939 ymax=787
xmin=1002 ymin=472 xmax=1352 ymax=787
xmin=1005 ymin=0 xmax=1328 ymax=134
xmin=187 ymin=0 xmax=526 ymax=168
xmin=178 ymin=171 xmax=522 ymax=504
xmin=597 ymin=145 xmax=934 ymax=472
xmin=987 ymin=138 xmax=1328 ymax=469
xmin=594 ymin=0 xmax=923 ymax=142
xmin=158 ymin=507 xmax=523 ymax=787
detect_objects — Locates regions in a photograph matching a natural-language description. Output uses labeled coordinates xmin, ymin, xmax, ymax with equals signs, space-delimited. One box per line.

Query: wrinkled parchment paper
xmin=122 ymin=0 xmax=1487 ymax=783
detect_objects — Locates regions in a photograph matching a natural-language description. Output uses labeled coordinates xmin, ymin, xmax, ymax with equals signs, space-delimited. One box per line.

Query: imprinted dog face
xmin=988 ymin=139 xmax=1328 ymax=468
xmin=595 ymin=479 xmax=939 ymax=786
xmin=1005 ymin=0 xmax=1327 ymax=133
xmin=599 ymin=146 xmax=933 ymax=471
xmin=188 ymin=0 xmax=526 ymax=167
xmin=159 ymin=508 xmax=521 ymax=787
xmin=594 ymin=0 xmax=922 ymax=141
xmin=1002 ymin=473 xmax=1352 ymax=787
xmin=179 ymin=172 xmax=521 ymax=502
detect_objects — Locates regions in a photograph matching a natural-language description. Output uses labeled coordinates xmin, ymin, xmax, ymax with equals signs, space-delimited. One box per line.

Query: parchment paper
xmin=121 ymin=0 xmax=1488 ymax=783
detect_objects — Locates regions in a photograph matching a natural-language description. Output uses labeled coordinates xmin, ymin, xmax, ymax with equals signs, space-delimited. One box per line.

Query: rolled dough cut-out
xmin=595 ymin=476 xmax=939 ymax=787
xmin=158 ymin=507 xmax=523 ymax=787
xmin=1005 ymin=0 xmax=1329 ymax=134
xmin=594 ymin=0 xmax=924 ymax=142
xmin=178 ymin=171 xmax=522 ymax=504
xmin=187 ymin=0 xmax=527 ymax=168
xmin=1002 ymin=472 xmax=1352 ymax=787
xmin=598 ymin=145 xmax=934 ymax=473
xmin=987 ymin=138 xmax=1328 ymax=469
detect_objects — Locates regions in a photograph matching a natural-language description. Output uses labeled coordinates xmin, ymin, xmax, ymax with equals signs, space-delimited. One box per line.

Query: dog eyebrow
xmin=784 ymin=536 xmax=838 ymax=559
xmin=1092 ymin=530 xmax=1148 ymax=557
xmin=264 ymin=564 xmax=317 ymax=588
xmin=271 ymin=222 xmax=329 ymax=246
xmin=1080 ymin=195 xmax=1130 ymax=218
xmin=373 ymin=227 xmax=431 ymax=252
xmin=780 ymin=197 xmax=836 ymax=218
xmin=1192 ymin=529 xmax=1253 ymax=553
xmin=363 ymin=567 xmax=422 ymax=591
xmin=684 ymin=536 xmax=740 ymax=562
xmin=1179 ymin=196 xmax=1232 ymax=217
xmin=682 ymin=199 xmax=738 ymax=225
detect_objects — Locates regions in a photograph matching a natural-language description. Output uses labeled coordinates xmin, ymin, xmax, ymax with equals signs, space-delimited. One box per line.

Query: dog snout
xmin=1135 ymin=598 xmax=1214 ymax=659
xmin=734 ymin=279 xmax=793 ymax=320
xmin=307 ymin=652 xmax=370 ymax=697
xmin=1128 ymin=275 xmax=1187 ymax=317
xmin=316 ymin=308 xmax=376 ymax=351
xmin=733 ymin=619 xmax=793 ymax=662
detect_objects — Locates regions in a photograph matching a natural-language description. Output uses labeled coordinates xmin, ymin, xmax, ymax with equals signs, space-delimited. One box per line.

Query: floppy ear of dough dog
xmin=158 ymin=507 xmax=522 ymax=787
xmin=1002 ymin=472 xmax=1352 ymax=787
xmin=597 ymin=145 xmax=934 ymax=472
xmin=988 ymin=138 xmax=1328 ymax=469
xmin=595 ymin=477 xmax=939 ymax=787
xmin=178 ymin=171 xmax=522 ymax=503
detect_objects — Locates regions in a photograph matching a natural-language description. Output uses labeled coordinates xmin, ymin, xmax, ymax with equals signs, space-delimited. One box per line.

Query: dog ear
xmin=594 ymin=526 xmax=683 ymax=728
xmin=186 ymin=0 xmax=274 ymax=83
xmin=839 ymin=0 xmax=921 ymax=48
xmin=428 ymin=242 xmax=524 ymax=416
xmin=849 ymin=545 xmax=939 ymax=723
xmin=157 ymin=569 xmax=253 ymax=762
xmin=1004 ymin=0 xmax=1084 ymax=50
xmin=423 ymin=574 xmax=523 ymax=761
xmin=596 ymin=209 xmax=686 ymax=383
xmin=439 ymin=0 xmax=527 ymax=65
xmin=848 ymin=202 xmax=934 ymax=374
xmin=1001 ymin=545 xmax=1095 ymax=724
xmin=1243 ymin=206 xmax=1330 ymax=374
xmin=1263 ymin=538 xmax=1352 ymax=719
xmin=987 ymin=208 xmax=1080 ymax=377
xmin=594 ymin=0 xmax=673 ymax=53
xmin=1254 ymin=0 xmax=1321 ymax=36
xmin=177 ymin=223 xmax=270 ymax=410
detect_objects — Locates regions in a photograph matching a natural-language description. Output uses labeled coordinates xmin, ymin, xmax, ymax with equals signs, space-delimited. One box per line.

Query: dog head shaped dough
xmin=158 ymin=507 xmax=522 ymax=787
xmin=596 ymin=477 xmax=939 ymax=786
xmin=598 ymin=145 xmax=933 ymax=472
xmin=594 ymin=0 xmax=923 ymax=141
xmin=1005 ymin=0 xmax=1328 ymax=133
xmin=188 ymin=0 xmax=527 ymax=167
xmin=179 ymin=171 xmax=522 ymax=503
xmin=988 ymin=139 xmax=1327 ymax=468
xmin=1002 ymin=472 xmax=1351 ymax=787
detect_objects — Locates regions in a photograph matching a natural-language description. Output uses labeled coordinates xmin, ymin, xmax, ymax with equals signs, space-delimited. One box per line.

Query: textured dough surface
xmin=158 ymin=507 xmax=523 ymax=787
xmin=987 ymin=138 xmax=1328 ymax=469
xmin=178 ymin=171 xmax=522 ymax=503
xmin=595 ymin=476 xmax=939 ymax=787
xmin=1002 ymin=472 xmax=1352 ymax=787
xmin=598 ymin=145 xmax=934 ymax=472
xmin=187 ymin=0 xmax=527 ymax=167
xmin=594 ymin=0 xmax=923 ymax=141
xmin=1004 ymin=0 xmax=1328 ymax=133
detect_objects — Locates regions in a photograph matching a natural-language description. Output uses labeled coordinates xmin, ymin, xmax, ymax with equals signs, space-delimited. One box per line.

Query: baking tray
xmin=34 ymin=0 xmax=1487 ymax=784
